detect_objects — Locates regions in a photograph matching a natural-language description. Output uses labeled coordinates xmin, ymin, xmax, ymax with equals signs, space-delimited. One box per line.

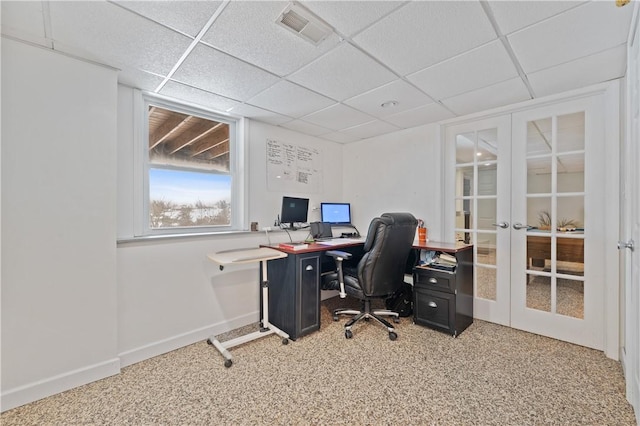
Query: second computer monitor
xmin=320 ymin=202 xmax=351 ymax=225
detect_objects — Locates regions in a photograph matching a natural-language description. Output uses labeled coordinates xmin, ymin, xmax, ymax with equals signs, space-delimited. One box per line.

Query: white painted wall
xmin=342 ymin=124 xmax=443 ymax=241
xmin=1 ymin=40 xmax=119 ymax=410
xmin=115 ymin=90 xmax=345 ymax=365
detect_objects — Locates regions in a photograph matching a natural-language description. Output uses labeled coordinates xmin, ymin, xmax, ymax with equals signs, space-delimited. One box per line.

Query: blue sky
xmin=150 ymin=168 xmax=231 ymax=206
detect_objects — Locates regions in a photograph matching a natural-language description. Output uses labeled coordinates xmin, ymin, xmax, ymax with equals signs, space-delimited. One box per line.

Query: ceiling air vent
xmin=276 ymin=4 xmax=332 ymax=46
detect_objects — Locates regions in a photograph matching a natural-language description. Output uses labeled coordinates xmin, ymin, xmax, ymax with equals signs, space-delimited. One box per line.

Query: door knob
xmin=618 ymin=240 xmax=635 ymax=251
xmin=492 ymin=222 xmax=509 ymax=229
xmin=513 ymin=223 xmax=531 ymax=230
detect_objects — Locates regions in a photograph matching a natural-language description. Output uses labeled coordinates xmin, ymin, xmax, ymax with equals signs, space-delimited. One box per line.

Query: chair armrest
xmin=325 ymin=251 xmax=352 ymax=298
xmin=325 ymin=250 xmax=353 ymax=260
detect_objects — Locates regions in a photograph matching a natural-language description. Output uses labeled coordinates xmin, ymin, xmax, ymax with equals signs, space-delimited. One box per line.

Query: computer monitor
xmin=320 ymin=202 xmax=351 ymax=225
xmin=280 ymin=196 xmax=309 ymax=230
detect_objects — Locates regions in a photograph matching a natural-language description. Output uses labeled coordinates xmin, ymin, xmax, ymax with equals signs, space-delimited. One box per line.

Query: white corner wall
xmin=1 ymin=39 xmax=119 ymax=411
xmin=342 ymin=124 xmax=443 ymax=241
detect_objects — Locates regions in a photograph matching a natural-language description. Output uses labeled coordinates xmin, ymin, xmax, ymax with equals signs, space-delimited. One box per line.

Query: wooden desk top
xmin=412 ymin=241 xmax=473 ymax=253
xmin=264 ymin=238 xmax=365 ymax=255
xmin=267 ymin=239 xmax=473 ymax=255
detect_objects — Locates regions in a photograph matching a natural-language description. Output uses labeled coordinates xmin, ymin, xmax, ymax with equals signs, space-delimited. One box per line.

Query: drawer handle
xmin=428 ymin=301 xmax=438 ymax=308
xmin=428 ymin=278 xmax=438 ymax=284
xmin=305 ymin=265 xmax=314 ymax=271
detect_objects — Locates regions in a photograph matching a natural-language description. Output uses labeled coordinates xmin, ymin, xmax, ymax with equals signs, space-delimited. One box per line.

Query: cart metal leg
xmin=208 ymin=259 xmax=289 ymax=367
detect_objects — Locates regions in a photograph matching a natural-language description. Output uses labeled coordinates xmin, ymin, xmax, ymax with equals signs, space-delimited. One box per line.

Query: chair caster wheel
xmin=393 ymin=317 xmax=400 ymax=324
xmin=345 ymin=330 xmax=353 ymax=339
xmin=224 ymin=359 xmax=233 ymax=368
xmin=206 ymin=339 xmax=213 ymax=345
xmin=333 ymin=316 xmax=339 ymax=321
xmin=389 ymin=331 xmax=398 ymax=341
xmin=282 ymin=338 xmax=289 ymax=345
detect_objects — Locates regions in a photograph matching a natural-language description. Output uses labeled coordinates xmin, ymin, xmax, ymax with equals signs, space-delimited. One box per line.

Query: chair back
xmin=357 ymin=213 xmax=418 ymax=297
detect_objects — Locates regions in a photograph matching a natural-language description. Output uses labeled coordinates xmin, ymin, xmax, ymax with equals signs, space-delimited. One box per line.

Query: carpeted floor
xmin=1 ymin=296 xmax=636 ymax=425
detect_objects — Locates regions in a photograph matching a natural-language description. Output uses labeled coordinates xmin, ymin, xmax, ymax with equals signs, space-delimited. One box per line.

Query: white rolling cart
xmin=206 ymin=247 xmax=290 ymax=367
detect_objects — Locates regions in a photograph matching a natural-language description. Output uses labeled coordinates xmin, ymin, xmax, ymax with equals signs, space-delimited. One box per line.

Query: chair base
xmin=333 ymin=300 xmax=400 ymax=340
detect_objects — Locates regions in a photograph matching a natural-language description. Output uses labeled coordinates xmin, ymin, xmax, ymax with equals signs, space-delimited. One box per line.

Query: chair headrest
xmin=363 ymin=213 xmax=417 ymax=252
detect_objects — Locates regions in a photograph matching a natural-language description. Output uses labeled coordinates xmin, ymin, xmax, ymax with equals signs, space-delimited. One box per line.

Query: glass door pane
xmin=523 ymin=113 xmax=585 ymax=318
xmin=455 ymin=128 xmax=499 ymax=303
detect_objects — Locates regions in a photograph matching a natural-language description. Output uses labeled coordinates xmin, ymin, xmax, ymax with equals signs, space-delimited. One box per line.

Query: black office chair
xmin=322 ymin=213 xmax=418 ymax=340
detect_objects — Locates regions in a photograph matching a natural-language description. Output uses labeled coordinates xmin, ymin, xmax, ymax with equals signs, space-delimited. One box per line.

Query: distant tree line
xmin=150 ymin=199 xmax=230 ymax=228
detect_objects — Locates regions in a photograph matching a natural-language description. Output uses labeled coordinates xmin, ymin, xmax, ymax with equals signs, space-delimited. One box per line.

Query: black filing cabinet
xmin=262 ymin=252 xmax=321 ymax=340
xmin=413 ymin=243 xmax=473 ymax=337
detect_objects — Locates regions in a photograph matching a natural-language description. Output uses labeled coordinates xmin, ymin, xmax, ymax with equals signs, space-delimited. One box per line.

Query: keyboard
xmin=316 ymin=238 xmax=363 ymax=246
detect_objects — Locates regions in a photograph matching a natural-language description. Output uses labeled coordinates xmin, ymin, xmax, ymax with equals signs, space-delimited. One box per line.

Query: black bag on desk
xmin=385 ymin=282 xmax=413 ymax=317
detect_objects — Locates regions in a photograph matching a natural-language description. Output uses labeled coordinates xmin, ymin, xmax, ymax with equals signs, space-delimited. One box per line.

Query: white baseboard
xmin=1 ymin=313 xmax=257 ymax=413
xmin=1 ymin=358 xmax=120 ymax=413
xmin=118 ymin=311 xmax=257 ymax=368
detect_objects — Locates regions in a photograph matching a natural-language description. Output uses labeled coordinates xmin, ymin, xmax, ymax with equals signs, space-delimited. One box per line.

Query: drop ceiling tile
xmin=353 ymin=1 xmax=496 ymax=76
xmin=201 ymin=1 xmax=341 ymax=77
xmin=172 ymin=43 xmax=280 ymax=102
xmin=227 ymin=103 xmax=291 ymax=126
xmin=487 ymin=1 xmax=585 ymax=35
xmin=301 ymin=1 xmax=402 ymax=37
xmin=49 ymin=1 xmax=192 ymax=76
xmin=288 ymin=42 xmax=396 ymax=101
xmin=407 ymin=40 xmax=519 ymax=101
xmin=340 ymin=120 xmax=401 ymax=140
xmin=160 ymin=81 xmax=241 ymax=112
xmin=280 ymin=119 xmax=332 ymax=136
xmin=246 ymin=81 xmax=335 ymax=118
xmin=302 ymin=103 xmax=373 ymax=131
xmin=343 ymin=79 xmax=434 ymax=118
xmin=118 ymin=68 xmax=165 ymax=92
xmin=528 ymin=45 xmax=627 ymax=98
xmin=1 ymin=1 xmax=46 ymax=39
xmin=508 ymin=1 xmax=633 ymax=74
xmin=441 ymin=78 xmax=531 ymax=117
xmin=384 ymin=102 xmax=455 ymax=129
xmin=113 ymin=1 xmax=223 ymax=37
xmin=320 ymin=131 xmax=362 ymax=144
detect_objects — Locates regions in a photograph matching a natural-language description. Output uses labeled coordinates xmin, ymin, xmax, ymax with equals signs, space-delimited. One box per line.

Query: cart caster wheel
xmin=389 ymin=331 xmax=398 ymax=341
xmin=224 ymin=359 xmax=233 ymax=368
xmin=345 ymin=330 xmax=353 ymax=339
xmin=282 ymin=338 xmax=289 ymax=345
xmin=333 ymin=316 xmax=339 ymax=321
xmin=206 ymin=339 xmax=213 ymax=345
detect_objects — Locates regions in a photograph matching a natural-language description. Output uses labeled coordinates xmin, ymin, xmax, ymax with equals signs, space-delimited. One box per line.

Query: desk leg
xmin=207 ymin=260 xmax=290 ymax=368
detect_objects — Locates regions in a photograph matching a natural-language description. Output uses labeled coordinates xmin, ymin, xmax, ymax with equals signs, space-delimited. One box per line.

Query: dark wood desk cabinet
xmin=262 ymin=242 xmax=365 ymax=340
xmin=262 ymin=252 xmax=321 ymax=340
xmin=412 ymin=242 xmax=473 ymax=337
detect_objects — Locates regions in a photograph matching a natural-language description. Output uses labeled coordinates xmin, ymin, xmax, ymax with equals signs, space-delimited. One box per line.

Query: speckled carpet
xmin=1 ymin=296 xmax=636 ymax=425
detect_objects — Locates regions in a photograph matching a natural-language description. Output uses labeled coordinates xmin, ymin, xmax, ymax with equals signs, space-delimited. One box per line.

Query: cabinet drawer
xmin=414 ymin=268 xmax=456 ymax=293
xmin=414 ymin=288 xmax=455 ymax=335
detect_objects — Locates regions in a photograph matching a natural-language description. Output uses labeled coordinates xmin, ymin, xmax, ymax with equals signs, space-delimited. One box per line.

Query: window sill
xmin=116 ymin=230 xmax=258 ymax=245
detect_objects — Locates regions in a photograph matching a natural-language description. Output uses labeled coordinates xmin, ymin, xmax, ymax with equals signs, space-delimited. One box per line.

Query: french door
xmin=622 ymin=7 xmax=640 ymax=418
xmin=510 ymin=98 xmax=604 ymax=349
xmin=445 ymin=95 xmax=606 ymax=350
xmin=445 ymin=116 xmax=512 ymax=326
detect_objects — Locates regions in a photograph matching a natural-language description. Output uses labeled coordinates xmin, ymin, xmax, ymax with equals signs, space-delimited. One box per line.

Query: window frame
xmin=133 ymin=91 xmax=246 ymax=237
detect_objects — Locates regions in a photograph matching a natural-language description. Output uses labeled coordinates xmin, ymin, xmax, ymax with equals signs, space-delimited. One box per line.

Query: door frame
xmin=441 ymin=80 xmax=620 ymax=359
xmin=622 ymin=1 xmax=640 ymax=419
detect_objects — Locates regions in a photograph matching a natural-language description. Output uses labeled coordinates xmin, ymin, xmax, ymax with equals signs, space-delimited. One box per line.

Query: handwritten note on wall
xmin=266 ymin=139 xmax=322 ymax=193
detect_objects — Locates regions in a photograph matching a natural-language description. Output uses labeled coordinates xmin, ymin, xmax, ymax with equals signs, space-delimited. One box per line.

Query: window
xmin=137 ymin=93 xmax=244 ymax=236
